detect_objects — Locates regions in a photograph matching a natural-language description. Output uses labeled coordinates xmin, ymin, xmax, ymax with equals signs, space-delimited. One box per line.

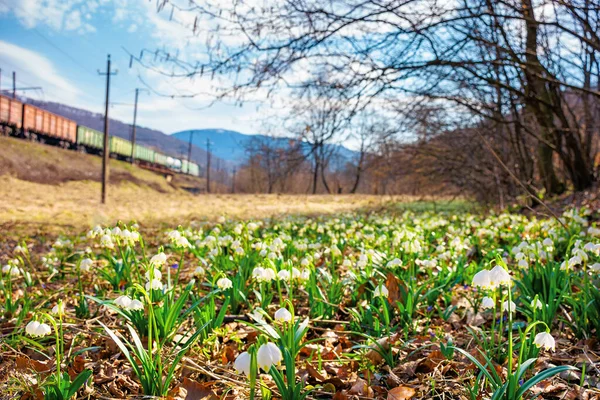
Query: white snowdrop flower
xmin=259 ymin=249 xmax=268 ymax=257
xmin=517 ymin=259 xmax=528 ymax=268
xmin=300 ymin=258 xmax=310 ymax=267
xmin=330 ymin=246 xmax=342 ymax=257
xmin=257 ymin=342 xmax=283 ymax=371
xmin=234 ymin=351 xmax=251 ymax=375
xmin=481 ymin=297 xmax=495 ymax=309
xmin=127 ymin=299 xmax=144 ymax=311
xmin=79 ymin=258 xmax=93 ymax=272
xmin=386 ymin=258 xmax=402 ymax=268
xmin=175 ymin=236 xmax=192 ymax=248
xmin=588 ymin=227 xmax=600 ymax=237
xmin=573 ymin=248 xmax=589 ymax=261
xmin=194 ymin=266 xmax=205 ymax=276
xmin=373 ymin=284 xmax=389 ymax=298
xmin=26 ymin=321 xmax=51 ymax=337
xmin=2 ymin=264 xmax=21 ymax=277
xmin=274 ymin=307 xmax=292 ymax=322
xmin=14 ymin=245 xmax=25 ymax=254
xmin=51 ymin=302 xmax=65 ymax=316
xmin=277 ymin=270 xmax=291 ymax=281
xmin=167 ymin=230 xmax=182 ymax=240
xmin=489 ymin=265 xmax=511 ymax=287
xmin=266 ymin=251 xmax=276 ymax=259
xmin=531 ymin=298 xmax=543 ymax=310
xmin=217 ymin=277 xmax=233 ymax=290
xmin=472 ymin=270 xmax=492 ymax=288
xmin=145 ymin=279 xmax=163 ymax=291
xmin=542 ymin=238 xmax=553 ymax=247
xmin=568 ymin=255 xmax=582 ymax=268
xmin=100 ymin=235 xmax=114 ymax=249
xmin=263 ymin=268 xmax=276 ymax=281
xmin=300 ymin=269 xmax=311 ymax=281
xmin=590 ymin=263 xmax=600 ymax=272
xmin=114 ymin=295 xmax=132 ymax=308
xmin=252 ymin=267 xmax=270 ymax=282
xmin=291 ymin=268 xmax=301 ymax=280
xmin=502 ymin=300 xmax=516 ymax=314
xmin=111 ymin=227 xmax=122 ymax=236
xmin=145 ymin=269 xmax=162 ymax=281
xmin=150 ymin=252 xmax=167 ymax=266
xmin=533 ymin=332 xmax=556 ymax=351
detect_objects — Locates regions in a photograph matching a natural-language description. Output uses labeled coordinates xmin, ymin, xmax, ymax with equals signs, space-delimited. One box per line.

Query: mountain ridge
xmin=173 ymin=129 xmax=359 ymax=166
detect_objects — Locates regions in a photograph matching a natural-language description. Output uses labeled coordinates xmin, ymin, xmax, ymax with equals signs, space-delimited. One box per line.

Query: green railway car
xmin=187 ymin=162 xmax=200 ymax=177
xmin=110 ymin=136 xmax=133 ymax=158
xmin=154 ymin=152 xmax=169 ymax=167
xmin=77 ymin=126 xmax=104 ymax=150
xmin=134 ymin=144 xmax=155 ymax=163
xmin=181 ymin=160 xmax=200 ymax=176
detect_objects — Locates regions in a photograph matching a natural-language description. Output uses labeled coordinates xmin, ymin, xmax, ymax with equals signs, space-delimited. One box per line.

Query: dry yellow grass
xmin=0 ymin=175 xmax=394 ymax=234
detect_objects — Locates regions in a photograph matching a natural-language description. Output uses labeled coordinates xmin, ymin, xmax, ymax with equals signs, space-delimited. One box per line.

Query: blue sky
xmin=0 ymin=0 xmax=264 ymax=135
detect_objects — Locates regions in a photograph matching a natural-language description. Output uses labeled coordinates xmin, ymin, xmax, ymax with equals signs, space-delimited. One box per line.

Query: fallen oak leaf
xmin=388 ymin=386 xmax=416 ymax=400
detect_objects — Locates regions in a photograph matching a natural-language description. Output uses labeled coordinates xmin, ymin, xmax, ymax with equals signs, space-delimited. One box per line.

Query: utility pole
xmin=12 ymin=71 xmax=16 ymax=99
xmin=186 ymin=130 xmax=195 ymax=174
xmin=206 ymin=138 xmax=211 ymax=193
xmin=130 ymin=88 xmax=140 ymax=164
xmin=98 ymin=54 xmax=118 ymax=204
xmin=231 ymin=167 xmax=236 ymax=193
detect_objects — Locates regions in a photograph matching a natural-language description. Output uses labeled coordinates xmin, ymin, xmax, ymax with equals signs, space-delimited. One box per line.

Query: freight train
xmin=0 ymin=94 xmax=200 ymax=177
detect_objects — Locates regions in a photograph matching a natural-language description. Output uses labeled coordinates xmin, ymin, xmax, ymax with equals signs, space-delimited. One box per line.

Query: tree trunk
xmin=522 ymin=0 xmax=565 ymax=195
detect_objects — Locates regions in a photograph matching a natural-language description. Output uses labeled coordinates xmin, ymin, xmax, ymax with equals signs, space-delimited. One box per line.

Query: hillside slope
xmin=0 ymin=136 xmax=207 ymax=191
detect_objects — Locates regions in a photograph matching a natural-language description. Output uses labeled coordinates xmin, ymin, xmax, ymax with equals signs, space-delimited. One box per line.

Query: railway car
xmin=77 ymin=126 xmax=104 ymax=154
xmin=0 ymin=94 xmax=23 ymax=135
xmin=187 ymin=161 xmax=200 ymax=177
xmin=22 ymin=103 xmax=77 ymax=147
xmin=110 ymin=136 xmax=133 ymax=160
xmin=2 ymin=95 xmax=202 ymax=181
xmin=154 ymin=152 xmax=169 ymax=167
xmin=134 ymin=144 xmax=155 ymax=164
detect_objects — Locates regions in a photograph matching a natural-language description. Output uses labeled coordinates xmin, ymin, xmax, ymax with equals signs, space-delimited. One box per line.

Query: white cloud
xmin=0 ymin=0 xmax=95 ymax=33
xmin=0 ymin=40 xmax=84 ymax=105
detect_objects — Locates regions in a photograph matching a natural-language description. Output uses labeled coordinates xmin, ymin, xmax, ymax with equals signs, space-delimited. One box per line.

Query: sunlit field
xmin=1 ymin=206 xmax=598 ymax=399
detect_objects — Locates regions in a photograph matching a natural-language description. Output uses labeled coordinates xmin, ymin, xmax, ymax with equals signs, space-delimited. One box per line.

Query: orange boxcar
xmin=0 ymin=94 xmax=23 ymax=128
xmin=22 ymin=103 xmax=77 ymax=143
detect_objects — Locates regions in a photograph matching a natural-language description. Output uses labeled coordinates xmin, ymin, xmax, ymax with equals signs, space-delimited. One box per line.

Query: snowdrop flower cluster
xmin=2 ymin=260 xmax=22 ymax=277
xmin=217 ymin=277 xmax=233 ymax=290
xmin=252 ymin=266 xmax=276 ymax=282
xmin=26 ymin=320 xmax=52 ymax=337
xmin=168 ymin=231 xmax=192 ymax=249
xmin=114 ymin=295 xmax=144 ymax=311
xmin=79 ymin=258 xmax=93 ymax=272
xmin=472 ymin=265 xmax=511 ymax=289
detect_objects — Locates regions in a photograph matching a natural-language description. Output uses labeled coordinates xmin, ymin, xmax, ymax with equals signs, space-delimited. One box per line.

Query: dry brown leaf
xmin=181 ymin=377 xmax=218 ymax=400
xmin=388 ymin=386 xmax=416 ymax=400
xmin=332 ymin=391 xmax=349 ymax=400
xmin=349 ymin=377 xmax=374 ymax=398
xmin=385 ymin=273 xmax=400 ymax=304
